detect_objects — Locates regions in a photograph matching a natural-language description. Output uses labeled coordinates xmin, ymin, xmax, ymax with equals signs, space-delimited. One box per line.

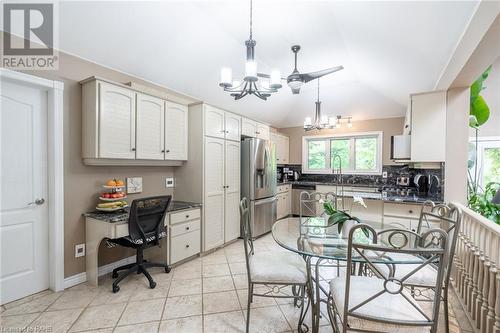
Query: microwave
xmin=391 ymin=135 xmax=411 ymax=160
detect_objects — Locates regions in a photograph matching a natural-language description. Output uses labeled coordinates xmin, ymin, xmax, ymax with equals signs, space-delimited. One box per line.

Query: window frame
xmin=469 ymin=136 xmax=500 ymax=189
xmin=302 ymin=131 xmax=383 ymax=175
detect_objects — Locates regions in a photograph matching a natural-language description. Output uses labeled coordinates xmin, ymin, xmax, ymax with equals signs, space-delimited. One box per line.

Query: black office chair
xmin=108 ymin=195 xmax=172 ymax=293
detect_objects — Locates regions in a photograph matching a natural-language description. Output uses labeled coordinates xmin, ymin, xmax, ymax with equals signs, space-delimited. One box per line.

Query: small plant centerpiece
xmin=322 ymin=196 xmax=370 ymax=238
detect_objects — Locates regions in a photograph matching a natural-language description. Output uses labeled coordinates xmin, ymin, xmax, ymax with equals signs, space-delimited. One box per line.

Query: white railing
xmin=452 ymin=202 xmax=500 ymax=333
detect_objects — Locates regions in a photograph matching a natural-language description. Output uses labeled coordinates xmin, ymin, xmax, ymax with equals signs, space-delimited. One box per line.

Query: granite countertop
xmin=278 ymin=180 xmax=443 ymax=204
xmin=83 ymin=200 xmax=202 ymax=223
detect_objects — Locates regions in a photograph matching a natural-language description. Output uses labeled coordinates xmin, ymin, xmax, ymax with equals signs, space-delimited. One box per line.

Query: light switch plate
xmin=165 ymin=177 xmax=175 ymax=188
xmin=75 ymin=244 xmax=85 ymax=258
xmin=382 ymin=171 xmax=388 ymax=178
xmin=127 ymin=177 xmax=143 ymax=194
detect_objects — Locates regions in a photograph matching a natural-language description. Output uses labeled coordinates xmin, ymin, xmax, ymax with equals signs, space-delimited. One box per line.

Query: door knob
xmin=28 ymin=198 xmax=45 ymax=206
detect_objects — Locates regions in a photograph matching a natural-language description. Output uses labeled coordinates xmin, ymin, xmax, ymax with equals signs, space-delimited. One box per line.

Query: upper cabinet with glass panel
xmin=302 ymin=132 xmax=383 ymax=175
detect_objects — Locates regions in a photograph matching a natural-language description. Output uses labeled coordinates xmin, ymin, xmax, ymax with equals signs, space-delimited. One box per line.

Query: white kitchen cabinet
xmin=165 ymin=101 xmax=188 ymax=160
xmin=225 ymin=113 xmax=241 ymax=142
xmin=204 ymin=137 xmax=226 ymax=250
xmin=241 ymin=118 xmax=257 ymax=137
xmin=97 ymin=82 xmax=137 ymax=159
xmin=167 ymin=207 xmax=201 ymax=265
xmin=136 ymin=93 xmax=165 ymax=160
xmin=175 ymin=103 xmax=242 ymax=252
xmin=256 ymin=123 xmax=270 ymax=140
xmin=204 ymin=105 xmax=226 ymax=139
xmin=276 ymin=184 xmax=291 ymax=219
xmin=224 ymin=140 xmax=241 ymax=242
xmin=410 ymin=91 xmax=446 ymax=162
xmin=81 ymin=77 xmax=188 ymax=165
xmin=271 ymin=133 xmax=289 ymax=164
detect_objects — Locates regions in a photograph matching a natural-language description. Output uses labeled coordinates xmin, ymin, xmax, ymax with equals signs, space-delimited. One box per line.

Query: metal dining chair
xmin=372 ymin=201 xmax=462 ymax=333
xmin=328 ymin=224 xmax=450 ymax=333
xmin=239 ymin=197 xmax=308 ymax=333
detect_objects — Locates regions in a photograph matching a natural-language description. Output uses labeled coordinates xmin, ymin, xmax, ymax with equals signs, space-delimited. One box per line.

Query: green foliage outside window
xmin=331 ymin=139 xmax=350 ymax=170
xmin=308 ymin=141 xmax=325 ymax=169
xmin=355 ymin=138 xmax=377 ymax=170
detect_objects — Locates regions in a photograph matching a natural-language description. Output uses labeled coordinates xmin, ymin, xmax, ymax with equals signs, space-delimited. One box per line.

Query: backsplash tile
xmin=279 ymin=163 xmax=444 ymax=200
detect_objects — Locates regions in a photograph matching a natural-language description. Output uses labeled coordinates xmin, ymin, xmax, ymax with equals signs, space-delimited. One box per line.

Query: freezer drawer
xmin=246 ymin=196 xmax=277 ymax=238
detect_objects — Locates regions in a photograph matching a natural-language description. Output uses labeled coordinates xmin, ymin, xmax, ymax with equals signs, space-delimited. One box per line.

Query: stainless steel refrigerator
xmin=241 ymin=138 xmax=277 ymax=237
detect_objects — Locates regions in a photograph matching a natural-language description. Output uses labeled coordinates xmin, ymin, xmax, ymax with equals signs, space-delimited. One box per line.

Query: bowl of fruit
xmin=96 ymin=179 xmax=129 ymax=212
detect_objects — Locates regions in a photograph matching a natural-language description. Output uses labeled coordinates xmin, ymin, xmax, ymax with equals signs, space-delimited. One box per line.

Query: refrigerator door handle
xmin=254 ymin=196 xmax=277 ymax=206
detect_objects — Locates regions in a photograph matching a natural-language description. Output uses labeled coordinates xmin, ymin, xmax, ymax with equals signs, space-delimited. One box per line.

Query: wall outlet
xmin=165 ymin=177 xmax=175 ymax=188
xmin=382 ymin=171 xmax=388 ymax=178
xmin=75 ymin=244 xmax=85 ymax=258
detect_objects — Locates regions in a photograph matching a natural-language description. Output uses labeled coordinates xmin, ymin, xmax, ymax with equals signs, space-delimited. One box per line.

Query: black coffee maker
xmin=413 ymin=174 xmax=429 ymax=196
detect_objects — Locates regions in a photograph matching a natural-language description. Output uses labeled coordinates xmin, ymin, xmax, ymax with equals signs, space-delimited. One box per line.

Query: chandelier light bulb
xmin=335 ymin=117 xmax=341 ymax=128
xmin=328 ymin=117 xmax=336 ymax=127
xmin=220 ymin=67 xmax=232 ymax=87
xmin=270 ymin=70 xmax=282 ymax=88
xmin=232 ymin=80 xmax=241 ymax=88
xmin=320 ymin=115 xmax=328 ymax=126
xmin=245 ymin=60 xmax=258 ymax=80
xmin=347 ymin=118 xmax=353 ymax=128
xmin=304 ymin=117 xmax=312 ymax=126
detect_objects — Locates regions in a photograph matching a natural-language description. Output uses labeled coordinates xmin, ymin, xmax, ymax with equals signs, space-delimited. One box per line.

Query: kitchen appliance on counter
xmin=413 ymin=174 xmax=429 ymax=196
xmin=291 ymin=183 xmax=317 ymax=217
xmin=241 ymin=138 xmax=277 ymax=237
xmin=391 ymin=135 xmax=411 ymax=160
xmin=428 ymin=175 xmax=440 ymax=196
xmin=293 ymin=170 xmax=301 ymax=181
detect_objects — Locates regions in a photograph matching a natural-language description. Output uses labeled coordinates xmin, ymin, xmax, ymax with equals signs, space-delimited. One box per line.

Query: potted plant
xmin=322 ymin=196 xmax=370 ymax=238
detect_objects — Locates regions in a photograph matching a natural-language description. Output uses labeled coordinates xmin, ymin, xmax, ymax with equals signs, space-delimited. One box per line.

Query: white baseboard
xmin=63 ymin=255 xmax=136 ymax=289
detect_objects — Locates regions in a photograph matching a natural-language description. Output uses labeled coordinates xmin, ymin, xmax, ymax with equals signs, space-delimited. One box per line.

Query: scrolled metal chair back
xmin=343 ymin=224 xmax=449 ymax=330
xmin=239 ymin=198 xmax=254 ymax=282
xmin=299 ymin=191 xmax=338 ymax=219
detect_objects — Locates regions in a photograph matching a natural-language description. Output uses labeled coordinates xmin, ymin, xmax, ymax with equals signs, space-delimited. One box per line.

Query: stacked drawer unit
xmin=168 ymin=207 xmax=201 ymax=264
xmin=277 ymin=184 xmax=291 ymax=220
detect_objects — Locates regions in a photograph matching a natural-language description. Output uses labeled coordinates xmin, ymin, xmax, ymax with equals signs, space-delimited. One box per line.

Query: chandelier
xmin=219 ymin=0 xmax=282 ymax=100
xmin=304 ymin=80 xmax=352 ymax=131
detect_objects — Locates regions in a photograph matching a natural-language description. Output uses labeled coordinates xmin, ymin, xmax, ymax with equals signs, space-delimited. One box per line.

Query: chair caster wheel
xmin=112 ymin=285 xmax=120 ymax=293
xmin=165 ymin=266 xmax=171 ymax=273
xmin=149 ymin=282 xmax=156 ymax=289
xmin=112 ymin=272 xmax=118 ymax=278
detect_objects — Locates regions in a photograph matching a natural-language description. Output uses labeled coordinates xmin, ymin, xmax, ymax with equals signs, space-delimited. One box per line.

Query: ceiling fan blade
xmin=301 ymin=65 xmax=344 ymax=83
xmin=257 ymin=73 xmax=287 ymax=80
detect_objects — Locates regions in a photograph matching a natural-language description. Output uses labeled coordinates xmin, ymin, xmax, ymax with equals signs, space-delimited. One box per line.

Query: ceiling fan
xmin=258 ymin=45 xmax=344 ymax=94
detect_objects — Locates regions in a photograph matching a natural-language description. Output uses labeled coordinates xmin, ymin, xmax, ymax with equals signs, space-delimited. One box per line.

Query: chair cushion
xmin=330 ymin=276 xmax=428 ymax=327
xmin=370 ymin=252 xmax=437 ymax=286
xmin=249 ymin=251 xmax=307 ymax=284
xmin=109 ymin=230 xmax=167 ymax=247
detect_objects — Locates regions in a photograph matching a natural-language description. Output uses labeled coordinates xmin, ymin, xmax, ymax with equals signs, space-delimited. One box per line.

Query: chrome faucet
xmin=332 ymin=154 xmax=345 ymax=210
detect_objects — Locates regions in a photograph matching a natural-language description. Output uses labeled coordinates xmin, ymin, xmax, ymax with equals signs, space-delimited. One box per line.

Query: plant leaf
xmin=471 ymin=95 xmax=490 ymax=126
xmin=468 ymin=115 xmax=479 ymax=129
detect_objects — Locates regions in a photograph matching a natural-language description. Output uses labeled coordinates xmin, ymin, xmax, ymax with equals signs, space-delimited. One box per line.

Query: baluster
xmin=486 ymin=264 xmax=496 ymax=333
xmin=471 ymin=249 xmax=481 ymax=319
xmin=493 ymin=272 xmax=500 ymax=333
xmin=476 ymin=252 xmax=485 ymax=328
xmin=462 ymin=239 xmax=471 ymax=301
xmin=467 ymin=244 xmax=476 ymax=310
xmin=480 ymin=257 xmax=491 ymax=333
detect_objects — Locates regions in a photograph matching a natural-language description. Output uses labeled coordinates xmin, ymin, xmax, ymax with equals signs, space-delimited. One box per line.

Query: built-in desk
xmin=83 ymin=201 xmax=202 ymax=286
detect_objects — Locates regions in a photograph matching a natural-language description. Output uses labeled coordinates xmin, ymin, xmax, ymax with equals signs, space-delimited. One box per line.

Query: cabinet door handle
xmin=131 ymin=148 xmax=136 ymax=151
xmin=220 ymin=130 xmax=225 ymax=134
xmin=185 ymin=215 xmax=190 ymax=218
xmin=409 ymin=210 xmax=413 ymax=214
xmin=186 ymin=226 xmax=190 ymax=230
xmin=185 ymin=244 xmax=190 ymax=248
xmin=166 ymin=149 xmax=170 ymax=153
xmin=161 ymin=150 xmax=165 ymax=153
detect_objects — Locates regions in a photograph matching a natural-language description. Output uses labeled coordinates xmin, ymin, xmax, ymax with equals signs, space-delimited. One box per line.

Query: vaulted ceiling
xmin=59 ymin=1 xmax=478 ymax=127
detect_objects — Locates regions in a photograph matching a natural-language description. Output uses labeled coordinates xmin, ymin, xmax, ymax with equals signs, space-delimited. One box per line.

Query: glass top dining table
xmin=271 ymin=216 xmax=430 ymax=265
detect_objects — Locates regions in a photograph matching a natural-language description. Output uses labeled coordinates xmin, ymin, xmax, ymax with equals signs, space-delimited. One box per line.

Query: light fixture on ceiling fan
xmin=219 ymin=0 xmax=282 ymax=100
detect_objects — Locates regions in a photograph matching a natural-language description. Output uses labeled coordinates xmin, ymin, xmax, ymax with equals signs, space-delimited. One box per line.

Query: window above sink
xmin=302 ymin=131 xmax=383 ymax=175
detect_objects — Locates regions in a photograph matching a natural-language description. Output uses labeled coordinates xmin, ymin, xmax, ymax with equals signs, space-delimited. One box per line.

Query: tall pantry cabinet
xmin=175 ymin=103 xmax=241 ymax=252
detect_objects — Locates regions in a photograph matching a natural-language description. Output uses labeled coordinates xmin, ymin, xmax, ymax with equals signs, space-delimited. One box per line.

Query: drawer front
xmin=170 ymin=229 xmax=201 ymax=264
xmin=384 ymin=202 xmax=420 ymax=219
xmin=115 ymin=223 xmax=129 ymax=238
xmin=170 ymin=219 xmax=200 ymax=237
xmin=277 ymin=184 xmax=291 ymax=194
xmin=170 ymin=208 xmax=201 ymax=225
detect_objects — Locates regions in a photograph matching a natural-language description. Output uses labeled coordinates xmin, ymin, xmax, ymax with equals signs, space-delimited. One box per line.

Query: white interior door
xmin=165 ymin=102 xmax=188 ymax=160
xmin=224 ymin=141 xmax=240 ymax=242
xmin=136 ymin=93 xmax=165 ymax=160
xmin=204 ymin=137 xmax=225 ymax=251
xmin=1 ymin=79 xmax=49 ymax=305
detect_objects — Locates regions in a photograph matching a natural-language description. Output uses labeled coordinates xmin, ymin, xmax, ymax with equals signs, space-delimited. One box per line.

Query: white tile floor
xmin=0 ymin=234 xmax=463 ymax=333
